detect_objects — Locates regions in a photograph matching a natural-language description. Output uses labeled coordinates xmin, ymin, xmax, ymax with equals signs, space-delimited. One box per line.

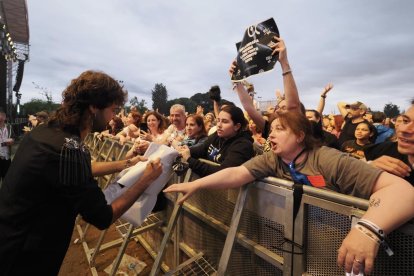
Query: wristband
xmin=282 ymin=69 xmax=292 ymax=76
xmin=357 ymin=219 xmax=394 ymax=256
xmin=320 ymin=95 xmax=326 ymax=98
xmin=354 ymin=224 xmax=380 ymax=245
xmin=358 ymin=219 xmax=386 ymax=238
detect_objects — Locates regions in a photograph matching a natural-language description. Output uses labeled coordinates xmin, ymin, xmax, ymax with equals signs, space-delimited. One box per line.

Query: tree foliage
xmin=383 ymin=102 xmax=401 ymax=118
xmin=167 ymin=97 xmax=197 ymax=114
xmin=190 ymin=92 xmax=214 ymax=113
xmin=151 ymin=83 xmax=168 ymax=115
xmin=21 ymin=98 xmax=60 ymax=116
xmin=129 ymin=96 xmax=149 ymax=114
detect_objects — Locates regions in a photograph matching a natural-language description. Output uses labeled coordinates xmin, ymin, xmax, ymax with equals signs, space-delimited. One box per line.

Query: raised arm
xmin=232 ymin=80 xmax=266 ymax=130
xmin=213 ymin=99 xmax=220 ymax=119
xmin=337 ymin=101 xmax=349 ymax=118
xmin=316 ymin=83 xmax=333 ymax=114
xmin=337 ymin=172 xmax=414 ymax=274
xmin=163 ymin=165 xmax=255 ymax=204
xmin=272 ymin=37 xmax=300 ymax=112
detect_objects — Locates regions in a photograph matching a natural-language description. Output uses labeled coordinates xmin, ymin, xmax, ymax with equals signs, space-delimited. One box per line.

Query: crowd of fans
xmin=2 ymin=36 xmax=413 ymax=275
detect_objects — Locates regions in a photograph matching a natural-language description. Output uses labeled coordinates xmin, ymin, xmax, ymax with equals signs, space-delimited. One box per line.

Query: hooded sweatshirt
xmin=188 ymin=130 xmax=254 ymax=177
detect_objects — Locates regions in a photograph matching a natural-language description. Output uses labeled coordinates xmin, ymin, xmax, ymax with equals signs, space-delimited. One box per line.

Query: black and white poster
xmin=231 ymin=18 xmax=280 ymax=82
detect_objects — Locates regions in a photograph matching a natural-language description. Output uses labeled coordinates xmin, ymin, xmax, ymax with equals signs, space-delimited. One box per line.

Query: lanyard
xmin=288 ymin=147 xmax=307 ymax=168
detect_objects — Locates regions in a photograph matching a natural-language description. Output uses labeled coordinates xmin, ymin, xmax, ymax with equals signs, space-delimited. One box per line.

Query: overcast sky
xmin=18 ymin=0 xmax=414 ymax=114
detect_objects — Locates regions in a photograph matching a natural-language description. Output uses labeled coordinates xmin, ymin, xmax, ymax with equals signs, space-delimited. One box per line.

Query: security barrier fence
xmin=81 ymin=134 xmax=414 ymax=276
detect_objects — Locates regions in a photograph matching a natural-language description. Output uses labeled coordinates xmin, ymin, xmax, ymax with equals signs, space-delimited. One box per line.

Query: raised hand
xmin=321 ymin=83 xmax=334 ymax=97
xmin=271 ymin=36 xmax=287 ymax=62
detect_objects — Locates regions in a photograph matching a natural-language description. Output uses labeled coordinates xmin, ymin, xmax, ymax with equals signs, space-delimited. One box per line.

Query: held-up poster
xmin=231 ymin=18 xmax=279 ymax=82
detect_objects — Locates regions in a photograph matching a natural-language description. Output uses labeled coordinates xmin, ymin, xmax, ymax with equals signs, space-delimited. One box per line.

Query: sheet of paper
xmin=104 ymin=143 xmax=179 ymax=225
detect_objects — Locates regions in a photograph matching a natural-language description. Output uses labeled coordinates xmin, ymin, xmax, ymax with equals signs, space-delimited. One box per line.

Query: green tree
xmin=383 ymin=102 xmax=401 ymax=118
xmin=21 ymin=98 xmax=59 ymax=116
xmin=190 ymin=92 xmax=214 ymax=113
xmin=129 ymin=96 xmax=148 ymax=114
xmin=151 ymin=83 xmax=168 ymax=115
xmin=167 ymin=98 xmax=197 ymax=114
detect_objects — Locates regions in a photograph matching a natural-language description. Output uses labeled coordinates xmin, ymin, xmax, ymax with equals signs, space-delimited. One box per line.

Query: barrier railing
xmin=82 ymin=134 xmax=414 ymax=276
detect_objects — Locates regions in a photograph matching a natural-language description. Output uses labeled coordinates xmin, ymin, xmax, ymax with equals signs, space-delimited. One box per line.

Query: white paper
xmin=346 ymin=270 xmax=364 ymax=276
xmin=104 ymin=143 xmax=179 ymax=226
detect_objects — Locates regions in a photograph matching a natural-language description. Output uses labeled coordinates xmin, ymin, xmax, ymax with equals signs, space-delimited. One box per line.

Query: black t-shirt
xmin=323 ymin=130 xmax=340 ymax=149
xmin=341 ymin=139 xmax=369 ymax=159
xmin=338 ymin=117 xmax=377 ymax=146
xmin=364 ymin=142 xmax=414 ymax=185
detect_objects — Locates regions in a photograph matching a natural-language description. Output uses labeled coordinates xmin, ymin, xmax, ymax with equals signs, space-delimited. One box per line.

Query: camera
xmin=1 ymin=142 xmax=6 ymax=147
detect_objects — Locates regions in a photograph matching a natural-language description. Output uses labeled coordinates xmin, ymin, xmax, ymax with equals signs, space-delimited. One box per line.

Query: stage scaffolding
xmin=0 ymin=0 xmax=30 ymax=121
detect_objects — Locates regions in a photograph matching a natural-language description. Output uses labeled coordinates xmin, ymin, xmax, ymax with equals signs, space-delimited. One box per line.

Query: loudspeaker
xmin=13 ymin=60 xmax=24 ymax=92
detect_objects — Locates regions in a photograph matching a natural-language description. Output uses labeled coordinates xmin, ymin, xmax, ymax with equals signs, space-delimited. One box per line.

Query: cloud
xmin=18 ymin=0 xmax=414 ymax=114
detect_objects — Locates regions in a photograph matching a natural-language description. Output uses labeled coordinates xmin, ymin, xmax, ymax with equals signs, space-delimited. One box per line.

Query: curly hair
xmin=48 ymin=70 xmax=127 ymax=133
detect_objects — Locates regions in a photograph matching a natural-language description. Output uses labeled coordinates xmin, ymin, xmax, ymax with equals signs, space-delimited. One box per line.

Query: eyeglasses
xmin=288 ymin=161 xmax=312 ymax=186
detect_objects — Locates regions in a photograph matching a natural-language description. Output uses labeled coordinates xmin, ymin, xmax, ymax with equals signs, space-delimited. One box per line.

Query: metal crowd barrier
xmin=82 ymin=134 xmax=414 ymax=276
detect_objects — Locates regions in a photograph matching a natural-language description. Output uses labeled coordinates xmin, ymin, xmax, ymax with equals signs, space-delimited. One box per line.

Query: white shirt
xmin=0 ymin=125 xmax=11 ymax=159
xmin=163 ymin=124 xmax=186 ymax=145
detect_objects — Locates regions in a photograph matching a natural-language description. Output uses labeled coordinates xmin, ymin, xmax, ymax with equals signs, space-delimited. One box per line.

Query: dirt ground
xmin=59 ymin=219 xmax=154 ymax=276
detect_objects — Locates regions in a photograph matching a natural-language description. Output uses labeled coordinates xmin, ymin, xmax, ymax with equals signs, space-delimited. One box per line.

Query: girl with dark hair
xmin=178 ymin=105 xmax=254 ymax=177
xmin=341 ymin=121 xmax=375 ymax=159
xmin=173 ymin=114 xmax=208 ymax=149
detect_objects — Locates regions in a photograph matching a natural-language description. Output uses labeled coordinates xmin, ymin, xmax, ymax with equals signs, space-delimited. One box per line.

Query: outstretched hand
xmin=129 ymin=155 xmax=148 ymax=166
xmin=139 ymin=130 xmax=153 ymax=142
xmin=163 ymin=181 xmax=200 ymax=205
